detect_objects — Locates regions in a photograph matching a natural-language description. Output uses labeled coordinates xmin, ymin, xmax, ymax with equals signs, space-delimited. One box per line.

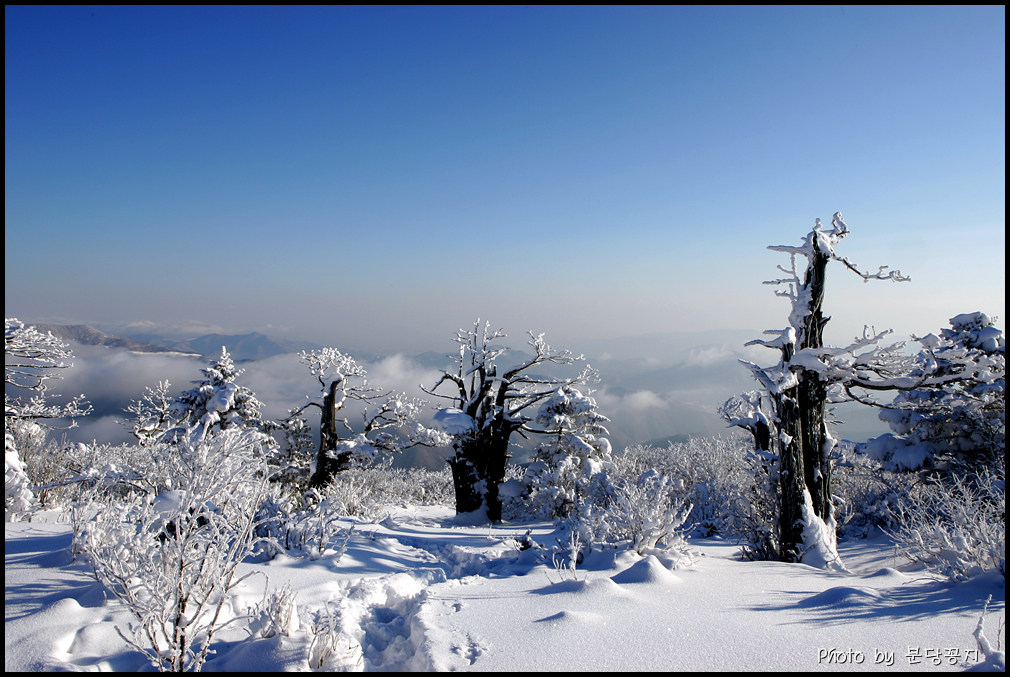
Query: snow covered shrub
xmin=831 ymin=442 xmax=916 ymax=537
xmin=77 ymin=427 xmax=271 ymax=672
xmin=6 ymin=420 xmax=77 ymax=514
xmin=970 ymin=595 xmax=1006 ymax=672
xmin=5 ymin=431 xmax=36 ymax=521
xmin=256 ymin=492 xmax=354 ymax=560
xmin=249 ymin=585 xmax=300 ymax=639
xmin=521 ymin=386 xmax=613 ymax=520
xmin=257 ymin=464 xmax=454 ymax=559
xmin=577 ymin=469 xmax=693 ymax=559
xmin=888 ymin=468 xmax=1005 ymax=581
xmin=324 ymin=463 xmax=454 ymax=519
xmin=307 ymin=604 xmax=361 ymax=671
xmin=5 ymin=318 xmax=93 ymax=517
xmin=618 ymin=437 xmax=752 ymax=537
xmin=736 ymin=446 xmax=782 ymax=562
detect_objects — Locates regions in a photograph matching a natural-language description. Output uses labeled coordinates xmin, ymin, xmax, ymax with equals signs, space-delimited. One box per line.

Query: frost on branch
xmin=5 ymin=318 xmax=92 ymax=520
xmin=5 ymin=318 xmax=92 ymax=426
xmin=122 ymin=380 xmax=176 ymax=446
xmin=423 ymin=319 xmax=599 ymax=522
xmin=887 ymin=469 xmax=1005 ymax=581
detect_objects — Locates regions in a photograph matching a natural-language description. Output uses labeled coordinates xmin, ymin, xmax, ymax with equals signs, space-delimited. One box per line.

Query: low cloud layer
xmin=28 ymin=332 xmax=889 ymax=455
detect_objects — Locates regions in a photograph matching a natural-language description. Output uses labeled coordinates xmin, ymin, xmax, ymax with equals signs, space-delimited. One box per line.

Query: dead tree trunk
xmin=310 ymin=379 xmax=352 ymax=487
xmin=771 ymin=237 xmax=835 ymax=561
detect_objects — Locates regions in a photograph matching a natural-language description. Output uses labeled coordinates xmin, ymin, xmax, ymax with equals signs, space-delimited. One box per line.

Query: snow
xmin=432 ymin=408 xmax=477 ymax=436
xmin=6 ymin=508 xmax=1004 ymax=672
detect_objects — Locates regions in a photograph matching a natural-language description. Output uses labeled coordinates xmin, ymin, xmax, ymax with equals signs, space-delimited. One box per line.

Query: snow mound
xmin=532 ymin=575 xmax=625 ymax=597
xmin=610 ymin=555 xmax=683 ymax=585
xmin=862 ymin=566 xmax=907 ymax=581
xmin=798 ymin=585 xmax=883 ymax=608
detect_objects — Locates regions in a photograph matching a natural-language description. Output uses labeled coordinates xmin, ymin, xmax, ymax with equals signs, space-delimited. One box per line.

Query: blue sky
xmin=5 ymin=5 xmax=1005 ymax=354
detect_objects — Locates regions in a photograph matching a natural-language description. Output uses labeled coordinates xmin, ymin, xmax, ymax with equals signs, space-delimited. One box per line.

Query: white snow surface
xmin=5 ymin=507 xmax=1005 ymax=672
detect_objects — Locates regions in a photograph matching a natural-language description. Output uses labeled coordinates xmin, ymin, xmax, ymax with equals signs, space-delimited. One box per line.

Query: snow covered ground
xmin=5 ymin=507 xmax=1005 ymax=672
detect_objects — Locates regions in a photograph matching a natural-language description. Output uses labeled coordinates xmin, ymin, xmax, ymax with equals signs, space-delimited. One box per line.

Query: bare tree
xmin=725 ymin=216 xmax=1006 ymax=567
xmin=423 ymin=320 xmax=597 ymax=522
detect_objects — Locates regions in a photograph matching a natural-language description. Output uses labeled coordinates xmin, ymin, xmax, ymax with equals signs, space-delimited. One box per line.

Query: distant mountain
xmin=26 ymin=323 xmax=199 ymax=356
xmin=168 ymin=332 xmax=321 ymax=362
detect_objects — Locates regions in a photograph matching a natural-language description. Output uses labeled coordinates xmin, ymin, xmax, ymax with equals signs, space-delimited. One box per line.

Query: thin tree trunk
xmin=310 ymin=380 xmax=343 ymax=487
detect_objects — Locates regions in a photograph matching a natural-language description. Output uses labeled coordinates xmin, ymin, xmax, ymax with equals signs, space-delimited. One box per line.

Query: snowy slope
xmin=5 ymin=508 xmax=1005 ymax=672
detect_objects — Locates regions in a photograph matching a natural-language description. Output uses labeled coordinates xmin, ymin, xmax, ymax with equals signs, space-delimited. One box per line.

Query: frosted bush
xmin=617 ymin=437 xmax=752 ymax=537
xmin=17 ymin=436 xmax=182 ymax=513
xmin=888 ymin=469 xmax=1005 ymax=581
xmin=77 ymin=427 xmax=271 ymax=672
xmin=574 ymin=469 xmax=693 ymax=561
xmin=325 ymin=464 xmax=454 ymax=520
xmin=6 ymin=431 xmax=36 ymax=521
xmin=307 ymin=604 xmax=362 ymax=671
xmin=970 ymin=595 xmax=1006 ymax=671
xmin=249 ymin=586 xmax=299 ymax=639
xmin=832 ymin=443 xmax=916 ymax=537
xmin=257 ymin=493 xmax=353 ymax=560
xmin=256 ymin=464 xmax=453 ymax=560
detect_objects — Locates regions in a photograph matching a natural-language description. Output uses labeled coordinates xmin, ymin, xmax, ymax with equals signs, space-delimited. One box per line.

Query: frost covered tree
xmin=293 ymin=348 xmax=432 ymax=487
xmin=523 ymin=385 xmax=613 ymax=519
xmin=163 ymin=348 xmax=267 ymax=443
xmin=5 ymin=318 xmax=91 ymax=520
xmin=423 ymin=320 xmax=598 ymax=522
xmin=861 ymin=312 xmax=1005 ymax=475
xmin=722 ymin=214 xmax=915 ymax=566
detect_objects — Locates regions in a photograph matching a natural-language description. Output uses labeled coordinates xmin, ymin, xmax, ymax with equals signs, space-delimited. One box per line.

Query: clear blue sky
xmin=5 ymin=5 xmax=1005 ymax=353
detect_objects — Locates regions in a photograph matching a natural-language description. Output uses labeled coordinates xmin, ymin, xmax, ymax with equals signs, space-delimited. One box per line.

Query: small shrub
xmin=325 ymin=464 xmax=454 ymax=520
xmin=888 ymin=468 xmax=1005 ymax=581
xmin=583 ymin=470 xmax=693 ymax=557
xmin=832 ymin=442 xmax=916 ymax=538
xmin=249 ymin=586 xmax=299 ymax=639
xmin=617 ymin=437 xmax=753 ymax=537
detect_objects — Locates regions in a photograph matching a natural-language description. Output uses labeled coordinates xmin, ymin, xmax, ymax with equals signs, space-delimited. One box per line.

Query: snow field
xmin=6 ymin=507 xmax=1004 ymax=672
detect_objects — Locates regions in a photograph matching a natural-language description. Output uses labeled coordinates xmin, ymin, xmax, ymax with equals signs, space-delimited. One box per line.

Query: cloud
xmin=624 ymin=390 xmax=666 ymax=411
xmin=363 ymin=354 xmax=445 ymax=402
xmin=682 ymin=345 xmax=735 ymax=367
